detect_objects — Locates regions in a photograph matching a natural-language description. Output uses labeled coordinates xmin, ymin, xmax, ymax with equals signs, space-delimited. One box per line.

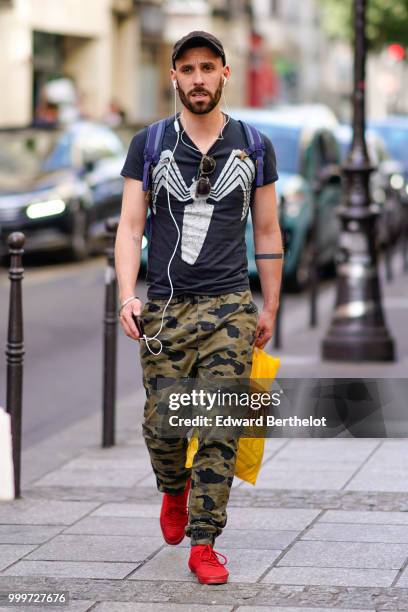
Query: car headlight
xmin=390 ymin=173 xmax=404 ymax=190
xmin=26 ymin=199 xmax=66 ymax=219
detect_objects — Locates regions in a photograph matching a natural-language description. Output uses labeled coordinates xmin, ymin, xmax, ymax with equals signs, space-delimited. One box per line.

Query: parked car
xmin=369 ymin=117 xmax=408 ymax=208
xmin=0 ymin=121 xmax=125 ymax=261
xmin=336 ymin=124 xmax=405 ymax=248
xmin=271 ymin=104 xmax=339 ymax=130
xmin=231 ymin=108 xmax=342 ymax=291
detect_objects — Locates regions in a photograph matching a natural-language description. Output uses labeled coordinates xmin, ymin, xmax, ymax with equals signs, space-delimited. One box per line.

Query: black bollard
xmin=102 ymin=218 xmax=118 ymax=447
xmin=272 ymin=295 xmax=282 ymax=350
xmin=309 ymin=179 xmax=321 ymax=328
xmin=6 ymin=232 xmax=25 ymax=498
xmin=384 ymin=205 xmax=393 ymax=282
xmin=402 ymin=201 xmax=408 ymax=274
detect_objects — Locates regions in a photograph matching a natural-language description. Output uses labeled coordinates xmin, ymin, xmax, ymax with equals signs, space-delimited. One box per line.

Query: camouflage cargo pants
xmin=139 ymin=289 xmax=258 ymax=546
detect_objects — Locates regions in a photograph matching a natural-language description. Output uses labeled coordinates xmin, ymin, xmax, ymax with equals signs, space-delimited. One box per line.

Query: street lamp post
xmin=321 ymin=0 xmax=395 ymax=361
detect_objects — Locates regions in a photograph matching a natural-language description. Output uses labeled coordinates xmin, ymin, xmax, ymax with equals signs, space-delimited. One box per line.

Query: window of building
xmin=270 ymin=0 xmax=279 ymax=16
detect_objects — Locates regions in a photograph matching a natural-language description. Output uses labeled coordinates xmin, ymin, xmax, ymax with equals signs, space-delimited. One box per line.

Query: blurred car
xmin=231 ymin=108 xmax=342 ymax=291
xmin=336 ymin=124 xmax=405 ymax=248
xmin=369 ymin=117 xmax=408 ymax=178
xmin=0 ymin=121 xmax=125 ymax=261
xmin=369 ymin=117 xmax=408 ymax=210
xmin=271 ymin=104 xmax=339 ymax=130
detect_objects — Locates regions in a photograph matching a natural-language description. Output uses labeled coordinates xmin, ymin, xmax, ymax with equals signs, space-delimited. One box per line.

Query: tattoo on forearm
xmin=255 ymin=253 xmax=284 ymax=260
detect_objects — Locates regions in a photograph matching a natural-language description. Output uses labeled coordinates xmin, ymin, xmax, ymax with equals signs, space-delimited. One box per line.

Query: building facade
xmin=0 ymin=0 xmax=151 ymax=127
xmin=0 ymin=0 xmax=251 ymax=128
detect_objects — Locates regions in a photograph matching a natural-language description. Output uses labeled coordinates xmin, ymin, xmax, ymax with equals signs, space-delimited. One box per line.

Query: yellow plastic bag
xmin=185 ymin=348 xmax=280 ymax=485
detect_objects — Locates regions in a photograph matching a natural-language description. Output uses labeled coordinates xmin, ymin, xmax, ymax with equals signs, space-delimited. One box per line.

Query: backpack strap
xmin=239 ymin=120 xmax=265 ymax=188
xmin=142 ymin=118 xmax=168 ymax=192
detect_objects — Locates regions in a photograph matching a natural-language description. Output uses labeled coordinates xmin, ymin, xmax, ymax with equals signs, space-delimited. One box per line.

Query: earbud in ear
xmin=172 ymin=80 xmax=178 ymax=90
xmin=223 ymin=76 xmax=227 ymax=87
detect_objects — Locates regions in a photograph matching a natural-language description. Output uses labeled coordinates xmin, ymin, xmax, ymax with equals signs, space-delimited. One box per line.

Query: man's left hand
xmin=254 ymin=307 xmax=278 ymax=349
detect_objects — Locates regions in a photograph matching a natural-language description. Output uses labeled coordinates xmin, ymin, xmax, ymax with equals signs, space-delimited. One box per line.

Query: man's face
xmin=171 ymin=46 xmax=229 ymax=115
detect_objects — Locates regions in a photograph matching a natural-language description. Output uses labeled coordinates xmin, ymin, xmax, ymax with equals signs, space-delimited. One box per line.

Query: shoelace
xmin=199 ymin=544 xmax=227 ymax=567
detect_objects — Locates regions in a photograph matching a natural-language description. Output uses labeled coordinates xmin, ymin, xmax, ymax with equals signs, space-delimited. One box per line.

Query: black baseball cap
xmin=172 ymin=31 xmax=226 ymax=68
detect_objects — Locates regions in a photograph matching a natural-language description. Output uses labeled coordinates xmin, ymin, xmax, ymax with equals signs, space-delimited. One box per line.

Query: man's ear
xmin=222 ymin=66 xmax=230 ymax=86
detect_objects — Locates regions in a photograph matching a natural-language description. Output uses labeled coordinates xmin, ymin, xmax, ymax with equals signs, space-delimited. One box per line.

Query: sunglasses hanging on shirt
xmin=195 ymin=155 xmax=216 ymax=198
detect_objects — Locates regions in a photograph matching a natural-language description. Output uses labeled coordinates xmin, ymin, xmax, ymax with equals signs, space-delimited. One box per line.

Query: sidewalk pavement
xmin=1 ymin=259 xmax=408 ymax=611
xmin=1 ymin=390 xmax=408 ymax=611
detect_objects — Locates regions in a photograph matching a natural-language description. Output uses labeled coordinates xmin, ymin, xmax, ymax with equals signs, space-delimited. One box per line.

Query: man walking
xmin=115 ymin=31 xmax=283 ymax=584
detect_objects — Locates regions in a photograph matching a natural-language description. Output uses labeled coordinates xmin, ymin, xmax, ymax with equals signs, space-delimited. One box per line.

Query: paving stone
xmin=1 ymin=577 xmax=408 ymax=608
xmin=32 ymin=466 xmax=146 ymax=488
xmin=261 ymin=565 xmax=397 ymax=587
xmin=272 ymin=439 xmax=379 ymax=462
xmin=345 ymin=468 xmax=408 ymax=492
xmin=264 ymin=459 xmax=361 ymax=470
xmin=227 ymin=488 xmax=408 ymax=512
xmin=25 ymin=534 xmax=163 ymax=563
xmin=261 ymin=438 xmax=288 ymax=453
xmin=135 ymin=471 xmax=169 ymax=487
xmin=321 ymin=510 xmax=408 ymax=525
xmin=63 ymin=516 xmax=159 ymax=537
xmin=277 ymin=540 xmax=408 ymax=570
xmin=93 ymin=604 xmax=233 ymax=612
xmin=128 ymin=547 xmax=281 ymax=583
xmin=80 ymin=446 xmax=150 ymax=461
xmin=395 ymin=565 xmax=408 ymax=587
xmin=368 ymin=440 xmax=408 ymax=461
xmin=238 ymin=607 xmax=374 ymax=612
xmin=59 ymin=456 xmax=151 ymax=471
xmin=395 ymin=568 xmax=408 ymax=589
xmin=0 ymin=601 xmax=94 ymax=612
xmin=2 ymin=560 xmax=139 ymax=579
xmin=303 ymin=522 xmax=408 ymax=543
xmin=0 ymin=545 xmax=37 ymax=571
xmin=0 ymin=500 xmax=99 ymax=525
xmin=180 ymin=529 xmax=297 ymax=550
xmin=0 ymin=525 xmax=62 ymax=544
xmin=226 ymin=507 xmax=319 ymax=530
xmin=247 ymin=468 xmax=354 ymax=490
xmin=91 ymin=503 xmax=161 ymax=518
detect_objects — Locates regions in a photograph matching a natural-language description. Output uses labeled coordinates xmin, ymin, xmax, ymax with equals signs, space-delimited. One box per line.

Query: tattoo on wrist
xmin=255 ymin=253 xmax=284 ymax=260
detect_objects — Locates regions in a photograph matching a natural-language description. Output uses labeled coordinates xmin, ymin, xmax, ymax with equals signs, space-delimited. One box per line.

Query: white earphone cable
xmin=141 ymin=87 xmax=181 ymax=356
xmin=141 ymin=78 xmax=229 ymax=355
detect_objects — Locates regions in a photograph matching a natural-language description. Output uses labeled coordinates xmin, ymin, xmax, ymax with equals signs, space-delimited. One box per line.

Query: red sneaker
xmin=160 ymin=479 xmax=191 ymax=545
xmin=188 ymin=544 xmax=229 ymax=584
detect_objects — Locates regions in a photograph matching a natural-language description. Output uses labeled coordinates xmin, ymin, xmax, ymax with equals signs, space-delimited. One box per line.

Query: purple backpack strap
xmin=142 ymin=118 xmax=167 ymax=192
xmin=240 ymin=120 xmax=265 ymax=188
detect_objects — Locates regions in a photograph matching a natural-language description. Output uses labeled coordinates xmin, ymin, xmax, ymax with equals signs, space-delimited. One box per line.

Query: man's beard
xmin=177 ymin=77 xmax=224 ymax=115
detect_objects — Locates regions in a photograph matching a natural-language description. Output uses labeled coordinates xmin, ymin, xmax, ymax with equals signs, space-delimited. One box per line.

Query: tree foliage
xmin=318 ymin=0 xmax=408 ymax=51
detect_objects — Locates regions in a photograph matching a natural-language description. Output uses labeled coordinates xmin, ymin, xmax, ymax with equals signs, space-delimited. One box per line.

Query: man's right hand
xmin=119 ymin=298 xmax=143 ymax=341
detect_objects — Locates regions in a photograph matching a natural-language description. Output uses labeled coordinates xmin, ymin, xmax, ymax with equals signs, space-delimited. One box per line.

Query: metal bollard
xmin=102 ymin=218 xmax=118 ymax=447
xmin=5 ymin=232 xmax=25 ymax=498
xmin=402 ymin=202 xmax=408 ymax=274
xmin=272 ymin=297 xmax=282 ymax=350
xmin=384 ymin=206 xmax=393 ymax=282
xmin=309 ymin=180 xmax=321 ymax=328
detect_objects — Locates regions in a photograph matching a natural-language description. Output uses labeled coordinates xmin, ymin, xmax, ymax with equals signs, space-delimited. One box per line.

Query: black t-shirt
xmin=121 ymin=115 xmax=278 ymax=298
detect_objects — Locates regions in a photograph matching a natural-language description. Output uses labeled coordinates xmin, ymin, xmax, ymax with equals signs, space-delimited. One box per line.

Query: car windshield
xmin=41 ymin=132 xmax=74 ymax=173
xmin=370 ymin=124 xmax=408 ymax=169
xmin=0 ymin=130 xmax=61 ymax=188
xmin=251 ymin=124 xmax=301 ymax=174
